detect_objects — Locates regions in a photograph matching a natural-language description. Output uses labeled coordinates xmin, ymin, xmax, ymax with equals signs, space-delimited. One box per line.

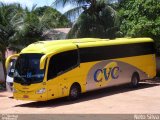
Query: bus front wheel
xmin=130 ymin=72 xmax=140 ymax=88
xmin=69 ymin=84 xmax=81 ymax=100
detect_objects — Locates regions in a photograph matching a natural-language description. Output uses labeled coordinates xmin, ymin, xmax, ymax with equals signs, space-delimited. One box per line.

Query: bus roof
xmin=20 ymin=38 xmax=153 ymax=54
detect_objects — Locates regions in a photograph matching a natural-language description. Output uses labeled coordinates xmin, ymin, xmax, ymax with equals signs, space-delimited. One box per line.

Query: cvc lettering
xmin=94 ymin=67 xmax=120 ymax=82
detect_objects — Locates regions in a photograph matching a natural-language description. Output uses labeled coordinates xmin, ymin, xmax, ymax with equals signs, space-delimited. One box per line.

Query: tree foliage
xmin=0 ymin=3 xmax=23 ymax=51
xmin=53 ymin=0 xmax=116 ymax=18
xmin=15 ymin=6 xmax=71 ymax=46
xmin=0 ymin=3 xmax=24 ymax=75
xmin=0 ymin=3 xmax=70 ymax=77
xmin=67 ymin=1 xmax=119 ymax=38
xmin=53 ymin=0 xmax=119 ymax=39
xmin=119 ymin=0 xmax=160 ymax=46
xmin=34 ymin=6 xmax=71 ymax=28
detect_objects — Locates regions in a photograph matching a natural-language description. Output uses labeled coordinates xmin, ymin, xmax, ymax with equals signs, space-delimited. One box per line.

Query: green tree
xmin=34 ymin=6 xmax=71 ymax=28
xmin=14 ymin=7 xmax=46 ymax=46
xmin=67 ymin=1 xmax=119 ymax=38
xmin=0 ymin=4 xmax=71 ymax=78
xmin=16 ymin=6 xmax=71 ymax=46
xmin=118 ymin=0 xmax=160 ymax=47
xmin=53 ymin=0 xmax=119 ymax=38
xmin=0 ymin=3 xmax=24 ymax=76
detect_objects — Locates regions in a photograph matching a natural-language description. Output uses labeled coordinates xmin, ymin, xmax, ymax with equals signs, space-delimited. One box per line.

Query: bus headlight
xmin=36 ymin=88 xmax=46 ymax=94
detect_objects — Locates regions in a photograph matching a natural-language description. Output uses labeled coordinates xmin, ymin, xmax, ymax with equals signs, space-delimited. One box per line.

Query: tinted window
xmin=48 ymin=50 xmax=79 ymax=80
xmin=80 ymin=42 xmax=155 ymax=63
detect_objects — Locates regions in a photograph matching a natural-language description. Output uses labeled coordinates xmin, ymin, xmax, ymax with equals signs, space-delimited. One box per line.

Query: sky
xmin=0 ymin=0 xmax=73 ymax=13
xmin=0 ymin=0 xmax=119 ymax=13
xmin=0 ymin=0 xmax=118 ymax=21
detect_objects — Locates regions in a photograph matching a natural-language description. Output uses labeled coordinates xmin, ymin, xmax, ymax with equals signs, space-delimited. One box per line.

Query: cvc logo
xmin=94 ymin=62 xmax=120 ymax=82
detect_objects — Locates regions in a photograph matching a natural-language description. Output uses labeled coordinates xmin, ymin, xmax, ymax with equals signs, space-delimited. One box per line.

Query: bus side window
xmin=47 ymin=50 xmax=79 ymax=80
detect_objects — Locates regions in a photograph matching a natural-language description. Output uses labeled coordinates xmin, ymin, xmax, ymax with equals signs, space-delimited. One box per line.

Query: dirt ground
xmin=0 ymin=81 xmax=160 ymax=114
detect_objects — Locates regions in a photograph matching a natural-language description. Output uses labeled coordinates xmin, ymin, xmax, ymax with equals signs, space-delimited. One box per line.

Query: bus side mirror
xmin=40 ymin=55 xmax=47 ymax=70
xmin=5 ymin=54 xmax=19 ymax=69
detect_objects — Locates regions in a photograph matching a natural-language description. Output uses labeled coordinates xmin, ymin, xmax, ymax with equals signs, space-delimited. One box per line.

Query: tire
xmin=130 ymin=73 xmax=140 ymax=88
xmin=69 ymin=84 xmax=80 ymax=100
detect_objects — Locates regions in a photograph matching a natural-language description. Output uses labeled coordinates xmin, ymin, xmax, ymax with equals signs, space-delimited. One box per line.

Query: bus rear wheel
xmin=69 ymin=84 xmax=80 ymax=100
xmin=130 ymin=72 xmax=140 ymax=88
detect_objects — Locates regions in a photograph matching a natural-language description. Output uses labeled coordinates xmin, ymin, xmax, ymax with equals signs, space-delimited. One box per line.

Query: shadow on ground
xmin=15 ymin=81 xmax=160 ymax=108
xmin=0 ymin=90 xmax=9 ymax=97
xmin=0 ymin=95 xmax=7 ymax=97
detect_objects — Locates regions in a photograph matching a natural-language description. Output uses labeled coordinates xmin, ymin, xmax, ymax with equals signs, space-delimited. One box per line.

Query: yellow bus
xmin=6 ymin=38 xmax=156 ymax=101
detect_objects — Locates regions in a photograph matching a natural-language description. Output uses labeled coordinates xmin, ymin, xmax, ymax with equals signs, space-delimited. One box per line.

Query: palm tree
xmin=53 ymin=0 xmax=117 ymax=19
xmin=53 ymin=0 xmax=119 ymax=38
xmin=0 ymin=3 xmax=71 ymax=80
xmin=33 ymin=6 xmax=71 ymax=28
xmin=52 ymin=0 xmax=85 ymax=19
xmin=0 ymin=3 xmax=24 ymax=76
xmin=16 ymin=6 xmax=71 ymax=46
xmin=14 ymin=6 xmax=46 ymax=46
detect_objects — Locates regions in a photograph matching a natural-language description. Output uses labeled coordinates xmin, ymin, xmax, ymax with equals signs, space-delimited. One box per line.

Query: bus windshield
xmin=14 ymin=53 xmax=45 ymax=85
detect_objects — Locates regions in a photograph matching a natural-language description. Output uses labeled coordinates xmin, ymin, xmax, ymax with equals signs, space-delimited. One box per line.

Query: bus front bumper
xmin=13 ymin=90 xmax=47 ymax=101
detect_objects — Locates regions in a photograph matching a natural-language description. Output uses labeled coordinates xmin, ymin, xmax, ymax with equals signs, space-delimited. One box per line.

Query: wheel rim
xmin=71 ymin=87 xmax=78 ymax=98
xmin=132 ymin=76 xmax=138 ymax=86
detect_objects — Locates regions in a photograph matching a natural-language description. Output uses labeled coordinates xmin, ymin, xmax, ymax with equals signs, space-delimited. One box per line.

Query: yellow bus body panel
xmin=13 ymin=38 xmax=156 ymax=101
